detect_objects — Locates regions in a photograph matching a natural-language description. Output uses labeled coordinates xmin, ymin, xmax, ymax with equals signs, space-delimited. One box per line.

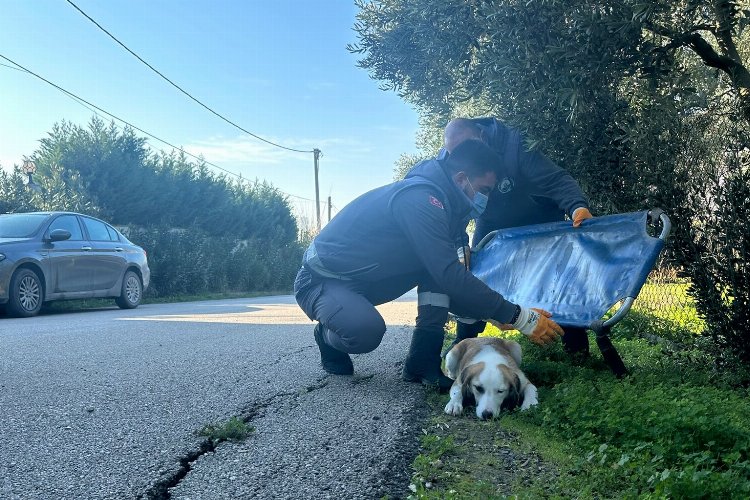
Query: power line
xmin=0 ymin=61 xmax=26 ymax=72
xmin=65 ymin=0 xmax=326 ymax=226
xmin=65 ymin=0 xmax=315 ymax=154
xmin=0 ymin=53 xmax=318 ymax=203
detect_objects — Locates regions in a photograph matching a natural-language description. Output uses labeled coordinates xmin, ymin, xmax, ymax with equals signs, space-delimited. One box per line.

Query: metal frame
xmin=473 ymin=209 xmax=671 ymax=329
xmin=471 ymin=209 xmax=672 ymax=377
xmin=599 ymin=210 xmax=671 ymax=328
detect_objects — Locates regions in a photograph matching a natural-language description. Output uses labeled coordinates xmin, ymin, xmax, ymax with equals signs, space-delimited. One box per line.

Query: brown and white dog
xmin=443 ymin=337 xmax=538 ymax=420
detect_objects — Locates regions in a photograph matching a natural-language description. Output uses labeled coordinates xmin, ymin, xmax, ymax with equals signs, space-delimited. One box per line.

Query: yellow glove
xmin=512 ymin=307 xmax=565 ymax=346
xmin=457 ymin=245 xmax=471 ymax=269
xmin=572 ymin=207 xmax=593 ymax=228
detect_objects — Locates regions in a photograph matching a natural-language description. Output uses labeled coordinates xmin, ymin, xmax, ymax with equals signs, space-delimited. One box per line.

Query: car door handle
xmin=114 ymin=247 xmax=124 ymax=252
xmin=81 ymin=246 xmax=92 ymax=251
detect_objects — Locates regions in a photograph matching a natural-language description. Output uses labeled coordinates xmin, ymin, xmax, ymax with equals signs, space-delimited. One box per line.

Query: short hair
xmin=443 ymin=139 xmax=501 ymax=178
xmin=444 ymin=118 xmax=481 ymax=152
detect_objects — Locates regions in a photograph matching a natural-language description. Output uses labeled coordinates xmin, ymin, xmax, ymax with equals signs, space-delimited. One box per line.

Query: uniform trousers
xmin=294 ymin=265 xmax=472 ymax=354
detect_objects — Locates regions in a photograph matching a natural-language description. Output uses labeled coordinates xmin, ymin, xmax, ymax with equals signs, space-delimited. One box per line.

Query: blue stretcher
xmin=470 ymin=210 xmax=671 ymax=376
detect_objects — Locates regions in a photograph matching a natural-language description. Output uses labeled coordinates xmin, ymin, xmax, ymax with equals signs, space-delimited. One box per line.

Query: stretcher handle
xmin=475 ymin=230 xmax=498 ymax=252
xmin=648 ymin=209 xmax=671 ymax=241
xmin=600 ymin=297 xmax=635 ymax=328
xmin=599 ymin=210 xmax=668 ymax=328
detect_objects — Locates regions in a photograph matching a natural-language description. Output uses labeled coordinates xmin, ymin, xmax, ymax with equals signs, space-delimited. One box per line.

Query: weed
xmin=417 ymin=285 xmax=750 ymax=498
xmin=198 ymin=416 xmax=254 ymax=445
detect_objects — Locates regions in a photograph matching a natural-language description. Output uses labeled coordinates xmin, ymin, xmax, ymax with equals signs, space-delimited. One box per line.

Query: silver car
xmin=0 ymin=211 xmax=150 ymax=317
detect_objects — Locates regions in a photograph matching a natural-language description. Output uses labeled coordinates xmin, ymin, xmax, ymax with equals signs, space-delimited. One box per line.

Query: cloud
xmin=183 ymin=135 xmax=310 ymax=166
xmin=182 ymin=134 xmax=375 ymax=168
xmin=0 ymin=158 xmax=20 ymax=172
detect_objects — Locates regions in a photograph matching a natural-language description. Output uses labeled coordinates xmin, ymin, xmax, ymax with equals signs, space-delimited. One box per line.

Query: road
xmin=0 ymin=294 xmax=429 ymax=499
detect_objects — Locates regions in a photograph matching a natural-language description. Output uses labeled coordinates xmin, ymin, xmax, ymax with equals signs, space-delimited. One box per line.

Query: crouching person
xmin=293 ymin=140 xmax=564 ymax=390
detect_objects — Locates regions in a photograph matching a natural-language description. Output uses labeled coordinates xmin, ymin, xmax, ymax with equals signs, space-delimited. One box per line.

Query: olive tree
xmin=351 ymin=0 xmax=750 ymax=364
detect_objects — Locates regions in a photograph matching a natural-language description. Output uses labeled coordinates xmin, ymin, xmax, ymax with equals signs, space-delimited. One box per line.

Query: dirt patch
xmin=408 ymin=398 xmax=558 ymax=498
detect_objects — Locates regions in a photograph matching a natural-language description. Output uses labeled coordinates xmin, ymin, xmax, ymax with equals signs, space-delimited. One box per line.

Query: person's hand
xmin=512 ymin=307 xmax=565 ymax=345
xmin=572 ymin=207 xmax=593 ymax=228
xmin=457 ymin=245 xmax=471 ymax=269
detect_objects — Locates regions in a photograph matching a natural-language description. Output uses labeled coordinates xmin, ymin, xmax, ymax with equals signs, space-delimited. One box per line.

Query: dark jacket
xmin=304 ymin=159 xmax=518 ymax=323
xmin=439 ymin=118 xmax=589 ymax=233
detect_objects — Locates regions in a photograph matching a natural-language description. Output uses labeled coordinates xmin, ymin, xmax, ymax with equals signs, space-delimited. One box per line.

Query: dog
xmin=443 ymin=337 xmax=538 ymax=420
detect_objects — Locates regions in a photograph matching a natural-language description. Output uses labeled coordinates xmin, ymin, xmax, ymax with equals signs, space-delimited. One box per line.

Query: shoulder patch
xmin=429 ymin=195 xmax=444 ymax=209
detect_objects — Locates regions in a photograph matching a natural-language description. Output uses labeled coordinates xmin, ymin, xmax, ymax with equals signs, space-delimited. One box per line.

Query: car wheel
xmin=116 ymin=270 xmax=142 ymax=309
xmin=8 ymin=268 xmax=44 ymax=317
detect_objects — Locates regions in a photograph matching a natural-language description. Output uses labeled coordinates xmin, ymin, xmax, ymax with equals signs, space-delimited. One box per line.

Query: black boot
xmin=562 ymin=327 xmax=591 ymax=364
xmin=402 ymin=327 xmax=454 ymax=393
xmin=314 ymin=323 xmax=354 ymax=375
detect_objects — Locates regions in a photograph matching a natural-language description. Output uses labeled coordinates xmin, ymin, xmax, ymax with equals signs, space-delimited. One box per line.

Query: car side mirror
xmin=47 ymin=229 xmax=72 ymax=242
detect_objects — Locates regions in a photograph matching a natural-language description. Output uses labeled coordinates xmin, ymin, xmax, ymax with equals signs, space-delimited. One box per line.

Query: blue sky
xmin=0 ymin=0 xmax=420 ymax=225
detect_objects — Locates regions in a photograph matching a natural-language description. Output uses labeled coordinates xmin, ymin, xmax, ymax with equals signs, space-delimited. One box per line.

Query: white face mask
xmin=466 ymin=179 xmax=489 ymax=219
xmin=470 ymin=190 xmax=489 ymax=219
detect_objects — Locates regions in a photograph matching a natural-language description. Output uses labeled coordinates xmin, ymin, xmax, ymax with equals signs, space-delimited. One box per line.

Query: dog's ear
xmin=459 ymin=363 xmax=484 ymax=403
xmin=499 ymin=365 xmax=523 ymax=411
xmin=459 ymin=362 xmax=483 ymax=386
xmin=444 ymin=340 xmax=469 ymax=379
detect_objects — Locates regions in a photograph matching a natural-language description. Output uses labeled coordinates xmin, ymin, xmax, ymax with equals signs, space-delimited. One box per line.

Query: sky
xmin=0 ymin=0 xmax=421 ymax=227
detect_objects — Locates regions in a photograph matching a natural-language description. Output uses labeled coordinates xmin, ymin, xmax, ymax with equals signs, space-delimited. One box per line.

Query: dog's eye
xmin=497 ymin=389 xmax=506 ymax=394
xmin=474 ymin=385 xmax=485 ymax=394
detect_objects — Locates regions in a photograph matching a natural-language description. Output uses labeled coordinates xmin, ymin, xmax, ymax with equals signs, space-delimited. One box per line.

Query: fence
xmin=632 ymin=260 xmax=703 ymax=331
xmin=623 ymin=213 xmax=705 ymax=337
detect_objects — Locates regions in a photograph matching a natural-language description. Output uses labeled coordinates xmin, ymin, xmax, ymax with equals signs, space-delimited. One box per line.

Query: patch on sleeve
xmin=429 ymin=195 xmax=444 ymax=209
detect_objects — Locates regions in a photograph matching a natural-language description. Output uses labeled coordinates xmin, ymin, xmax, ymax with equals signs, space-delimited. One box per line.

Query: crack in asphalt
xmin=139 ymin=378 xmax=331 ymax=499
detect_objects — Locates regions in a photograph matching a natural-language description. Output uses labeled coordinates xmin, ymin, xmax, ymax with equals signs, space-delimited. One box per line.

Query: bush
xmin=127 ymin=225 xmax=303 ymax=298
xmin=685 ymin=168 xmax=750 ymax=363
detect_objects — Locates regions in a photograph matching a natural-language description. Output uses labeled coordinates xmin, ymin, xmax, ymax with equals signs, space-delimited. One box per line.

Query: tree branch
xmin=643 ymin=18 xmax=750 ymax=124
xmin=714 ymin=0 xmax=743 ymax=61
xmin=686 ymin=32 xmax=737 ymax=71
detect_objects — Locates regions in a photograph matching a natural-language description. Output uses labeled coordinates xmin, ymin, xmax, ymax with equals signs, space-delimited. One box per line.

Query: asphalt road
xmin=0 ymin=293 xmax=429 ymax=499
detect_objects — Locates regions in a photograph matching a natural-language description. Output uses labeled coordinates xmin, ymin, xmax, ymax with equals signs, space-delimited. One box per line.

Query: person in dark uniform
xmin=443 ymin=118 xmax=593 ymax=356
xmin=294 ymin=140 xmax=564 ymax=389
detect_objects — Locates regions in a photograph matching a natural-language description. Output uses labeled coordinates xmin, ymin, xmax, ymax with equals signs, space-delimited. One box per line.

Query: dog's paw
xmin=444 ymin=400 xmax=464 ymax=416
xmin=520 ymin=384 xmax=539 ymax=411
xmin=520 ymin=395 xmax=538 ymax=410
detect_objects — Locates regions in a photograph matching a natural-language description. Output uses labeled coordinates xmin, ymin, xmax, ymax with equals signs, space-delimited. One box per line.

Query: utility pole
xmin=327 ymin=196 xmax=332 ymax=223
xmin=314 ymin=148 xmax=321 ymax=232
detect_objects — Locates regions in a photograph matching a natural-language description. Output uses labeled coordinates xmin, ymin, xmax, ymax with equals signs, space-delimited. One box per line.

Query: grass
xmin=408 ymin=391 xmax=560 ymax=499
xmin=198 ymin=416 xmax=255 ymax=445
xmin=408 ymin=283 xmax=750 ymax=499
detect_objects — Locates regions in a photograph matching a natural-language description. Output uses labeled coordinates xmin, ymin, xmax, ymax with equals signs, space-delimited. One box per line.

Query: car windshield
xmin=0 ymin=213 xmax=48 ymax=238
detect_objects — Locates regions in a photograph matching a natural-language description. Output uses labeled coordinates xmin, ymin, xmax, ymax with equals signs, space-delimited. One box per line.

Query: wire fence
xmin=631 ymin=260 xmax=704 ymax=335
xmin=619 ymin=214 xmax=706 ymax=337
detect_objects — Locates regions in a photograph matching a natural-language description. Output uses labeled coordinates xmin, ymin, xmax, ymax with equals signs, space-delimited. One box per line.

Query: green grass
xmin=198 ymin=416 xmax=255 ymax=445
xmin=409 ymin=283 xmax=750 ymax=499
